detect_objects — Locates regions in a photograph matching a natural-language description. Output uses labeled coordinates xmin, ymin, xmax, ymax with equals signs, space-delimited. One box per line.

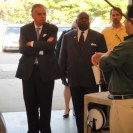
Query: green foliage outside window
xmin=0 ymin=0 xmax=128 ymax=25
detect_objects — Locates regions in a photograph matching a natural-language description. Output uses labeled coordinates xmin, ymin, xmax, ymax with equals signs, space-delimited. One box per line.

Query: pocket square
xmin=39 ymin=50 xmax=44 ymax=55
xmin=91 ymin=43 xmax=97 ymax=46
xmin=43 ymin=34 xmax=47 ymax=37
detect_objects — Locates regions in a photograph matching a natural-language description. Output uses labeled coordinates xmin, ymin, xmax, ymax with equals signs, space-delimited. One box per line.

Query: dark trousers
xmin=70 ymin=86 xmax=99 ymax=133
xmin=22 ymin=65 xmax=54 ymax=133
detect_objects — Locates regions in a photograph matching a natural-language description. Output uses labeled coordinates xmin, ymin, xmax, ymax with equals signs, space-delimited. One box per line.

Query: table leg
xmin=84 ymin=99 xmax=91 ymax=133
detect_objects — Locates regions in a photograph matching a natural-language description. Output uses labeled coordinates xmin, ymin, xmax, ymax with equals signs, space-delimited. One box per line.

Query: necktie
xmin=35 ymin=28 xmax=40 ymax=64
xmin=36 ymin=28 xmax=40 ymax=40
xmin=78 ymin=31 xmax=84 ymax=48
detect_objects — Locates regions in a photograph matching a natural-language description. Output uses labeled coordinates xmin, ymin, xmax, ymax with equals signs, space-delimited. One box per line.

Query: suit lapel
xmin=82 ymin=30 xmax=94 ymax=50
xmin=29 ymin=22 xmax=49 ymax=41
xmin=39 ymin=23 xmax=49 ymax=40
xmin=72 ymin=30 xmax=79 ymax=47
xmin=72 ymin=29 xmax=93 ymax=50
xmin=29 ymin=23 xmax=37 ymax=41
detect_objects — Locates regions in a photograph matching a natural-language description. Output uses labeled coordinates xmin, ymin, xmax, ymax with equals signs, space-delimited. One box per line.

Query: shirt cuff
xmin=30 ymin=41 xmax=34 ymax=47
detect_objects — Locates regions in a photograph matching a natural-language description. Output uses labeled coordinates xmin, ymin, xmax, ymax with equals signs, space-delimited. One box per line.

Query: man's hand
xmin=26 ymin=37 xmax=55 ymax=47
xmin=26 ymin=41 xmax=33 ymax=47
xmin=91 ymin=52 xmax=104 ymax=65
xmin=47 ymin=37 xmax=55 ymax=43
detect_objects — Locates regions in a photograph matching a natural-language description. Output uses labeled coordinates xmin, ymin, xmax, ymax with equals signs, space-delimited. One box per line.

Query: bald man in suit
xmin=59 ymin=12 xmax=107 ymax=133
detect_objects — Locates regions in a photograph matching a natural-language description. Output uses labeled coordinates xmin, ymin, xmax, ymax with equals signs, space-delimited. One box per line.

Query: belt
xmin=108 ymin=94 xmax=133 ymax=100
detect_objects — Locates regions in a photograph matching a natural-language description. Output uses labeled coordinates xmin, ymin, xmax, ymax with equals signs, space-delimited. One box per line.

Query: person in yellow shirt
xmin=102 ymin=7 xmax=127 ymax=51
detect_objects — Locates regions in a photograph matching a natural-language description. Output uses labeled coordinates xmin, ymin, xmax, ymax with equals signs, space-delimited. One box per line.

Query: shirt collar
xmin=111 ymin=24 xmax=125 ymax=31
xmin=34 ymin=22 xmax=43 ymax=29
xmin=78 ymin=28 xmax=88 ymax=34
xmin=77 ymin=28 xmax=89 ymax=41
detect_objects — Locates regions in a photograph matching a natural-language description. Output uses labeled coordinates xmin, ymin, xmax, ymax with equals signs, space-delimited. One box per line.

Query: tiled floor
xmin=2 ymin=110 xmax=109 ymax=133
xmin=2 ymin=110 xmax=77 ymax=133
xmin=0 ymin=68 xmax=109 ymax=133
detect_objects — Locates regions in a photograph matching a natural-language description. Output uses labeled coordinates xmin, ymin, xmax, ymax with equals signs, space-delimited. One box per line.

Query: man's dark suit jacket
xmin=55 ymin=29 xmax=71 ymax=58
xmin=16 ymin=22 xmax=60 ymax=81
xmin=59 ymin=29 xmax=107 ymax=88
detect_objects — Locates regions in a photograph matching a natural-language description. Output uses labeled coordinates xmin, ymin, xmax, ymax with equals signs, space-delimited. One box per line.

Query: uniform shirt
xmin=102 ymin=25 xmax=127 ymax=51
xmin=99 ymin=34 xmax=133 ymax=95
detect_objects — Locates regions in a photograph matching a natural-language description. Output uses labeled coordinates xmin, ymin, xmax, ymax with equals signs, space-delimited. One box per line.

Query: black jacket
xmin=16 ymin=22 xmax=61 ymax=81
xmin=59 ymin=29 xmax=107 ymax=88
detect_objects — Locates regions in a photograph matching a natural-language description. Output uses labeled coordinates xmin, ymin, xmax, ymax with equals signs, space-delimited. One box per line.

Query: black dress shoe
xmin=63 ymin=109 xmax=70 ymax=118
xmin=63 ymin=113 xmax=69 ymax=118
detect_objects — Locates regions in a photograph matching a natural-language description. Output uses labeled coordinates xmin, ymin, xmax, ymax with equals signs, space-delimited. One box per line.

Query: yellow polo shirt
xmin=102 ymin=25 xmax=127 ymax=51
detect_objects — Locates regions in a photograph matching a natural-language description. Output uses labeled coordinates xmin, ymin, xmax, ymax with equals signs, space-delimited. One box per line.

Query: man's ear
xmin=31 ymin=12 xmax=34 ymax=18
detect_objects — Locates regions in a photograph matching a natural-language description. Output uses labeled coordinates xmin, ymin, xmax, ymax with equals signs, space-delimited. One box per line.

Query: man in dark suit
xmin=16 ymin=4 xmax=60 ymax=133
xmin=59 ymin=12 xmax=107 ymax=133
